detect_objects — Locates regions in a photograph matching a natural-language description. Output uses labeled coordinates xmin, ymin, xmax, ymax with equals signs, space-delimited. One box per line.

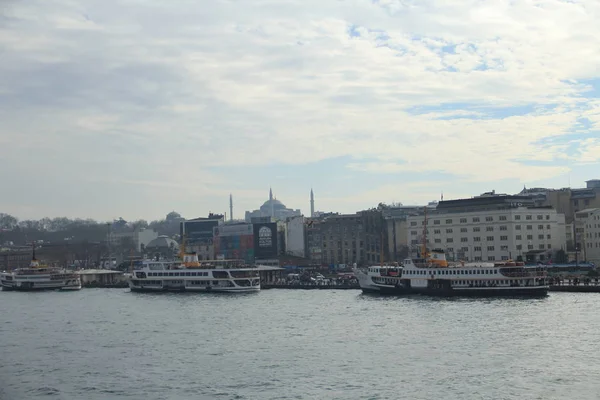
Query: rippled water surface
xmin=1 ymin=289 xmax=599 ymax=399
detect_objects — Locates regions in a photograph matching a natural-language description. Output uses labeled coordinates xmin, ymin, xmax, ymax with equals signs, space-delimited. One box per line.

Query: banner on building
xmin=253 ymin=222 xmax=278 ymax=260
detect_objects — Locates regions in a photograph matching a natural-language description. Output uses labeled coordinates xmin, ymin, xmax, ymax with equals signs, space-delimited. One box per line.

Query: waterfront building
xmin=406 ymin=194 xmax=567 ymax=263
xmin=180 ymin=214 xmax=224 ymax=259
xmin=213 ymin=223 xmax=255 ymax=264
xmin=305 ymin=219 xmax=323 ymax=264
xmin=253 ymin=221 xmax=280 ymax=265
xmin=317 ymin=210 xmax=388 ymax=267
xmin=382 ymin=203 xmax=437 ymax=263
xmin=574 ymin=208 xmax=600 ymax=265
xmin=1 ymin=248 xmax=36 ymax=270
xmin=519 ymin=179 xmax=600 ymax=226
xmin=180 ymin=214 xmax=223 ymax=243
xmin=284 ymin=215 xmax=305 ymax=258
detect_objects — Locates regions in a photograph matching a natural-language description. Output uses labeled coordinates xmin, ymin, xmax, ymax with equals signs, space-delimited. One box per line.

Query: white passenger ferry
xmin=1 ymin=245 xmax=81 ymax=291
xmin=129 ymin=250 xmax=260 ymax=293
xmin=354 ymin=248 xmax=548 ymax=297
xmin=356 ymin=207 xmax=548 ymax=297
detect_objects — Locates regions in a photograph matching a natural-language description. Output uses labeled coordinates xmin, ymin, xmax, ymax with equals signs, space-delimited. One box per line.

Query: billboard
xmin=253 ymin=222 xmax=278 ymax=260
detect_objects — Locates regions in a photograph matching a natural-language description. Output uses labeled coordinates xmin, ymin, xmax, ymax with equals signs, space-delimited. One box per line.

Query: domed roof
xmin=262 ymin=198 xmax=285 ymax=207
xmin=146 ymin=235 xmax=179 ymax=249
xmin=166 ymin=211 xmax=182 ymax=221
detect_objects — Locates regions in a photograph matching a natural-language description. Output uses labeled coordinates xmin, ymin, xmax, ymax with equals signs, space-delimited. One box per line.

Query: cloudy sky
xmin=1 ymin=0 xmax=599 ymax=221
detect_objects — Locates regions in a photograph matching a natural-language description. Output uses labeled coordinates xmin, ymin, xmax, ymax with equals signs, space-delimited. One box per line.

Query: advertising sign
xmin=253 ymin=222 xmax=278 ymax=260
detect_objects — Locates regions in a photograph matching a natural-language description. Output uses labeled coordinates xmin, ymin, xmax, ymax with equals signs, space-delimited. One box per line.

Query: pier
xmin=549 ymin=285 xmax=600 ymax=293
xmin=548 ymin=277 xmax=600 ymax=292
xmin=261 ymin=283 xmax=359 ymax=290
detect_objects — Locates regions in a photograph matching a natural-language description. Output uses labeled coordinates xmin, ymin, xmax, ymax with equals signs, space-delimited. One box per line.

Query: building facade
xmin=305 ymin=219 xmax=323 ymax=264
xmin=180 ymin=214 xmax=224 ymax=244
xmin=284 ymin=215 xmax=305 ymax=258
xmin=253 ymin=222 xmax=279 ymax=263
xmin=519 ymin=179 xmax=600 ymax=228
xmin=575 ymin=208 xmax=600 ymax=265
xmin=318 ymin=210 xmax=388 ymax=267
xmin=406 ymin=203 xmax=567 ymax=263
xmin=213 ymin=223 xmax=254 ymax=264
xmin=383 ymin=205 xmax=437 ymax=262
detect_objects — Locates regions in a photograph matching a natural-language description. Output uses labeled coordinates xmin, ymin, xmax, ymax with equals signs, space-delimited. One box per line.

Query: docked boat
xmin=128 ymin=247 xmax=260 ymax=293
xmin=354 ymin=207 xmax=548 ymax=297
xmin=0 ymin=244 xmax=82 ymax=291
xmin=354 ymin=254 xmax=548 ymax=297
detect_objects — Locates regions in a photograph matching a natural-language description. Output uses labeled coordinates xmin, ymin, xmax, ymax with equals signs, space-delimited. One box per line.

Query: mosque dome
xmin=262 ymin=198 xmax=285 ymax=208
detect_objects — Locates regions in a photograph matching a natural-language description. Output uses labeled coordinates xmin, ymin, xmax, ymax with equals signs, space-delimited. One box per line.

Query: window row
xmin=411 ymin=224 xmax=552 ymax=234
xmin=147 ymin=272 xmax=210 ymax=277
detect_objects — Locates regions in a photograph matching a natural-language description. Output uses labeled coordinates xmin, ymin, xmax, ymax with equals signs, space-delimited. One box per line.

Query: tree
xmin=0 ymin=213 xmax=18 ymax=229
xmin=129 ymin=220 xmax=149 ymax=231
xmin=119 ymin=236 xmax=137 ymax=253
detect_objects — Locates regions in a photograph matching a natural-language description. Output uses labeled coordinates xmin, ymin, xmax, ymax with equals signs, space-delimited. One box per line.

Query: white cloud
xmin=1 ymin=0 xmax=599 ymax=218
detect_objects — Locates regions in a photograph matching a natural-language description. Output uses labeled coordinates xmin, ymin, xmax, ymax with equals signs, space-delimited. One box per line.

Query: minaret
xmin=269 ymin=187 xmax=274 ymax=218
xmin=229 ymin=194 xmax=233 ymax=221
xmin=310 ymin=188 xmax=315 ymax=218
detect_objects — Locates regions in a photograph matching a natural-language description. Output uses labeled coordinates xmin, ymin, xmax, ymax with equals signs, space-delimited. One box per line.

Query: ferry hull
xmin=370 ymin=285 xmax=548 ymax=297
xmin=1 ymin=283 xmax=82 ymax=292
xmin=129 ymin=285 xmax=260 ymax=293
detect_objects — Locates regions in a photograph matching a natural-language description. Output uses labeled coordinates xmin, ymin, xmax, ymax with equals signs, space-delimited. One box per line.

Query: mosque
xmin=244 ymin=188 xmax=302 ymax=222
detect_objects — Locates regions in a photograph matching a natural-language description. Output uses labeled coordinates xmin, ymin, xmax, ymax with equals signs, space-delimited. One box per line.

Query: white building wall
xmin=285 ymin=216 xmax=306 ymax=257
xmin=406 ymin=207 xmax=567 ymax=262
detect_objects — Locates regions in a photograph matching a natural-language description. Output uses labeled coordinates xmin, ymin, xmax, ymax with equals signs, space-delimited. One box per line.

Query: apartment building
xmin=574 ymin=208 xmax=600 ymax=265
xmin=284 ymin=215 xmax=306 ymax=258
xmin=519 ymin=179 xmax=600 ymax=226
xmin=406 ymin=195 xmax=567 ymax=263
xmin=318 ymin=210 xmax=388 ymax=267
xmin=382 ymin=204 xmax=437 ymax=262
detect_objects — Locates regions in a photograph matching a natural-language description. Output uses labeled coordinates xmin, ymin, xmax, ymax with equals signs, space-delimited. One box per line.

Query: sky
xmin=1 ymin=0 xmax=599 ymax=222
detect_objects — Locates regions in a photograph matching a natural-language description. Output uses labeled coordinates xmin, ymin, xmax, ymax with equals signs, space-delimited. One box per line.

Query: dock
xmin=261 ymin=284 xmax=359 ymax=290
xmin=77 ymin=269 xmax=128 ymax=288
xmin=549 ymin=285 xmax=600 ymax=293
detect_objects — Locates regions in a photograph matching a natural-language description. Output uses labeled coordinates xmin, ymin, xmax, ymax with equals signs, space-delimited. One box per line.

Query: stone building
xmin=317 ymin=210 xmax=388 ymax=267
xmin=406 ymin=194 xmax=567 ymax=263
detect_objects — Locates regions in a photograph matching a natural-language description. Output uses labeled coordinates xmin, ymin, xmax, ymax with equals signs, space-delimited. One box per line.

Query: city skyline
xmin=1 ymin=0 xmax=599 ymax=221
